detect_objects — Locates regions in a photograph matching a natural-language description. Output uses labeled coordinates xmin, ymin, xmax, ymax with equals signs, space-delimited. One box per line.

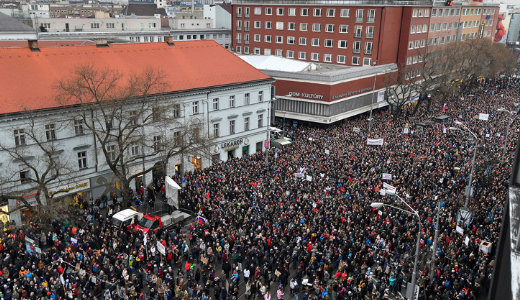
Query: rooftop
xmin=0 ymin=40 xmax=271 ymax=115
xmin=239 ymin=55 xmax=397 ymax=83
xmin=0 ymin=12 xmax=36 ymax=33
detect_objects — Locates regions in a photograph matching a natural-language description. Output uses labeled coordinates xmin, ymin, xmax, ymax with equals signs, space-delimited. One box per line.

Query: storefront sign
xmin=288 ymin=92 xmax=324 ymax=100
xmin=49 ymin=180 xmax=90 ymax=197
xmin=221 ymin=139 xmax=243 ymax=150
xmin=332 ymin=87 xmax=372 ymax=100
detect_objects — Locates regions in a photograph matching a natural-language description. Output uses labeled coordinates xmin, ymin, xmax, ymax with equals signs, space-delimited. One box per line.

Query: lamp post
xmin=371 ymin=193 xmax=421 ymax=300
xmin=497 ymin=108 xmax=518 ymax=160
xmin=451 ymin=121 xmax=478 ymax=208
xmin=429 ymin=195 xmax=441 ymax=282
xmin=265 ymin=97 xmax=276 ymax=166
xmin=368 ymin=62 xmax=378 ymax=136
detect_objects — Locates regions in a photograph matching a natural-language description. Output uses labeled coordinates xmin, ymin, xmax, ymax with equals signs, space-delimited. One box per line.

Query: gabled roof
xmin=124 ymin=3 xmax=167 ymax=17
xmin=0 ymin=40 xmax=271 ymax=115
xmin=0 ymin=12 xmax=35 ymax=33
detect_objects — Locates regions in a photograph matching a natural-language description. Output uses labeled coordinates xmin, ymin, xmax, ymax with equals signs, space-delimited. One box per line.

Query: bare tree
xmin=56 ymin=65 xmax=211 ymax=206
xmin=383 ymin=65 xmax=418 ymax=119
xmin=0 ymin=114 xmax=74 ymax=223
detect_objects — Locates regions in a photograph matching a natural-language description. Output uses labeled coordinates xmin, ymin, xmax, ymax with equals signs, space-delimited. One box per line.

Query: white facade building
xmin=203 ymin=4 xmax=231 ymax=29
xmin=0 ymin=40 xmax=272 ymax=224
xmin=33 ymin=16 xmax=161 ymax=33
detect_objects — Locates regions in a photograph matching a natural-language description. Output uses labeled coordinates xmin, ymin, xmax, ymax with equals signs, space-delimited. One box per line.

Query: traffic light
xmin=446 ymin=0 xmax=453 ymax=6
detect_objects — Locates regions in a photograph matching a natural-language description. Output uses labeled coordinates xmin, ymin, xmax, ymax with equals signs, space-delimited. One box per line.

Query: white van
xmin=112 ymin=209 xmax=143 ymax=229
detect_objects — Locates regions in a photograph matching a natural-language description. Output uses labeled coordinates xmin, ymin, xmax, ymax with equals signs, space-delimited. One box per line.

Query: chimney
xmin=28 ymin=40 xmax=40 ymax=52
xmin=165 ymin=36 xmax=174 ymax=46
xmin=95 ymin=39 xmax=109 ymax=47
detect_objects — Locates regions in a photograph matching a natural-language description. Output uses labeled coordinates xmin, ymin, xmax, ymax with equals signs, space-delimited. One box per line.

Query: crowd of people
xmin=0 ymin=76 xmax=518 ymax=300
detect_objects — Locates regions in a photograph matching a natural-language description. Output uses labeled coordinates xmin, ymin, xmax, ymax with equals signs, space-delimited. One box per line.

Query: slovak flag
xmin=442 ymin=103 xmax=447 ymax=112
xmin=196 ymin=216 xmax=207 ymax=224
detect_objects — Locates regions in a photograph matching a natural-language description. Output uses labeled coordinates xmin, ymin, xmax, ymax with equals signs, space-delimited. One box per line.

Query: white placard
xmin=306 ymin=175 xmax=312 ymax=182
xmin=156 ymin=241 xmax=166 ymax=256
xmin=353 ymin=127 xmax=361 ymax=133
xmin=35 ymin=247 xmax=41 ymax=254
xmin=383 ymin=183 xmax=396 ymax=194
xmin=325 ymin=149 xmax=330 ymax=155
xmin=464 ymin=236 xmax=470 ymax=246
xmin=478 ymin=113 xmax=489 ymax=121
xmin=367 ymin=138 xmax=384 ymax=146
xmin=294 ymin=173 xmax=304 ymax=179
xmin=382 ymin=173 xmax=392 ymax=180
xmin=456 ymin=226 xmax=464 ymax=235
xmin=380 ymin=189 xmax=386 ymax=196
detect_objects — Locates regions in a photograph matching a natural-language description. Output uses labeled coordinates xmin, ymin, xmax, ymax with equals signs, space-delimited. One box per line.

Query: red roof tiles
xmin=0 ymin=40 xmax=270 ymax=115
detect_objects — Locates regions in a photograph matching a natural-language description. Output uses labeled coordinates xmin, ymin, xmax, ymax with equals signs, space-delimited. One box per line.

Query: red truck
xmin=132 ymin=211 xmax=191 ymax=234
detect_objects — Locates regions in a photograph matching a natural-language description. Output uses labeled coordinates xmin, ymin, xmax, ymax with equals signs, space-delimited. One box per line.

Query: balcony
xmin=353 ymin=48 xmax=360 ymax=54
xmin=366 ymin=33 xmax=374 ymax=39
xmin=364 ymin=50 xmax=372 ymax=55
xmin=354 ymin=33 xmax=362 ymax=39
xmin=367 ymin=17 xmax=375 ymax=23
xmin=355 ymin=17 xmax=363 ymax=23
xmin=236 ymin=39 xmax=242 ymax=44
xmin=244 ymin=27 xmax=250 ymax=32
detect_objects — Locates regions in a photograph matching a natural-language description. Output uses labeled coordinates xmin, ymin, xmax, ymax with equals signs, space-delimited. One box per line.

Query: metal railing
xmin=233 ymin=0 xmax=434 ymax=5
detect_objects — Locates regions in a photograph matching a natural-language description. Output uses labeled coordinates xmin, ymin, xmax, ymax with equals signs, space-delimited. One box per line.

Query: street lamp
xmin=497 ymin=107 xmax=518 ymax=160
xmin=370 ymin=194 xmax=421 ymax=300
xmin=368 ymin=61 xmax=378 ymax=136
xmin=265 ymin=97 xmax=276 ymax=166
xmin=450 ymin=121 xmax=478 ymax=208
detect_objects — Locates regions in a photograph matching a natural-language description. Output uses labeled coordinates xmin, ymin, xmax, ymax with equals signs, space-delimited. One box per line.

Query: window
xmin=78 ymin=151 xmax=87 ymax=169
xmin=254 ymin=21 xmax=261 ymax=29
xmin=325 ymin=24 xmax=334 ymax=32
xmin=366 ymin=26 xmax=374 ymax=38
xmin=236 ymin=7 xmax=242 ymax=17
xmin=367 ymin=9 xmax=376 ymax=22
xmin=430 ymin=23 xmax=435 ymax=32
xmin=192 ymin=127 xmax=200 ymax=142
xmin=244 ymin=93 xmax=250 ymax=105
xmin=153 ymin=136 xmax=163 ymax=152
xmin=314 ymin=8 xmax=322 ymax=17
xmin=276 ymin=36 xmax=283 ymax=44
xmin=423 ymin=24 xmax=427 ymax=32
xmin=299 ymin=37 xmax=307 ymax=45
xmin=339 ymin=25 xmax=349 ymax=33
xmin=213 ymin=123 xmax=220 ymax=138
xmin=436 ymin=23 xmax=441 ymax=31
xmin=338 ymin=40 xmax=347 ymax=48
xmin=411 ymin=25 xmax=416 ymax=34
xmin=212 ymin=98 xmax=219 ymax=110
xmin=312 ymin=38 xmax=320 ymax=47
xmin=173 ymin=131 xmax=181 ymax=146
xmin=236 ymin=33 xmax=242 ymax=44
xmin=420 ymin=39 xmax=425 ymax=47
xmin=152 ymin=107 xmax=162 ymax=122
xmin=288 ymin=8 xmax=296 ymax=16
xmin=364 ymin=42 xmax=373 ymax=54
xmin=264 ymin=49 xmax=271 ymax=56
xmin=277 ymin=8 xmax=284 ymax=16
xmin=106 ymin=23 xmax=114 ymax=29
xmin=254 ymin=7 xmax=261 ymax=15
xmin=418 ymin=9 xmax=423 ymax=17
xmin=265 ymin=21 xmax=272 ymax=29
xmin=229 ymin=120 xmax=236 ymax=134
xmin=312 ymin=23 xmax=321 ymax=32
xmin=337 ymin=55 xmax=346 ymax=64
xmin=74 ymin=119 xmax=84 ymax=135
xmin=325 ymin=39 xmax=333 ymax=47
xmin=438 ymin=8 xmax=443 ymax=17
xmin=191 ymin=101 xmax=199 ymax=115
xmin=300 ymin=23 xmax=308 ymax=31
xmin=288 ymin=22 xmax=296 ymax=30
xmin=130 ymin=143 xmax=140 ymax=157
xmin=352 ymin=56 xmax=360 ymax=65
xmin=341 ymin=9 xmax=350 ymax=17
xmin=415 ymin=40 xmax=420 ymax=48
xmin=264 ymin=35 xmax=272 ymax=43
xmin=301 ymin=8 xmax=309 ymax=16
xmin=442 ymin=23 xmax=447 ymax=31
xmin=363 ymin=58 xmax=372 ymax=66
xmin=424 ymin=9 xmax=429 ymax=17
xmin=432 ymin=8 xmax=437 ymax=17
xmin=254 ymin=34 xmax=261 ymax=42
xmin=258 ymin=114 xmax=263 ymax=128
xmin=324 ymin=54 xmax=332 ymax=62
xmin=276 ymin=22 xmax=284 ymax=30
xmin=428 ymin=38 xmax=433 ymax=46
xmin=173 ymin=104 xmax=180 ymax=118
xmin=258 ymin=91 xmax=264 ymax=102
xmin=412 ymin=9 xmax=418 ymax=17
xmin=286 ymin=50 xmax=294 ymax=58
xmin=20 ymin=170 xmax=30 ymax=184
xmin=91 ymin=23 xmax=99 ymax=29
xmin=265 ymin=7 xmax=272 ymax=15
xmin=45 ymin=124 xmax=56 ymax=141
xmin=245 ymin=7 xmax=250 ymax=17
xmin=14 ymin=129 xmax=25 ymax=146
xmin=408 ymin=41 xmax=414 ymax=49
xmin=299 ymin=51 xmax=306 ymax=60
xmin=354 ymin=26 xmax=363 ymax=38
xmin=244 ymin=117 xmax=250 ymax=131
xmin=353 ymin=41 xmax=361 ymax=53
xmin=327 ymin=8 xmax=335 ymax=17
xmin=148 ymin=23 xmax=156 ymax=29
xmin=356 ymin=9 xmax=363 ymax=22
xmin=407 ymin=56 xmax=412 ymax=65
xmin=311 ymin=53 xmax=319 ymax=61
xmin=287 ymin=36 xmax=295 ymax=44
xmin=229 ymin=95 xmax=235 ymax=108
